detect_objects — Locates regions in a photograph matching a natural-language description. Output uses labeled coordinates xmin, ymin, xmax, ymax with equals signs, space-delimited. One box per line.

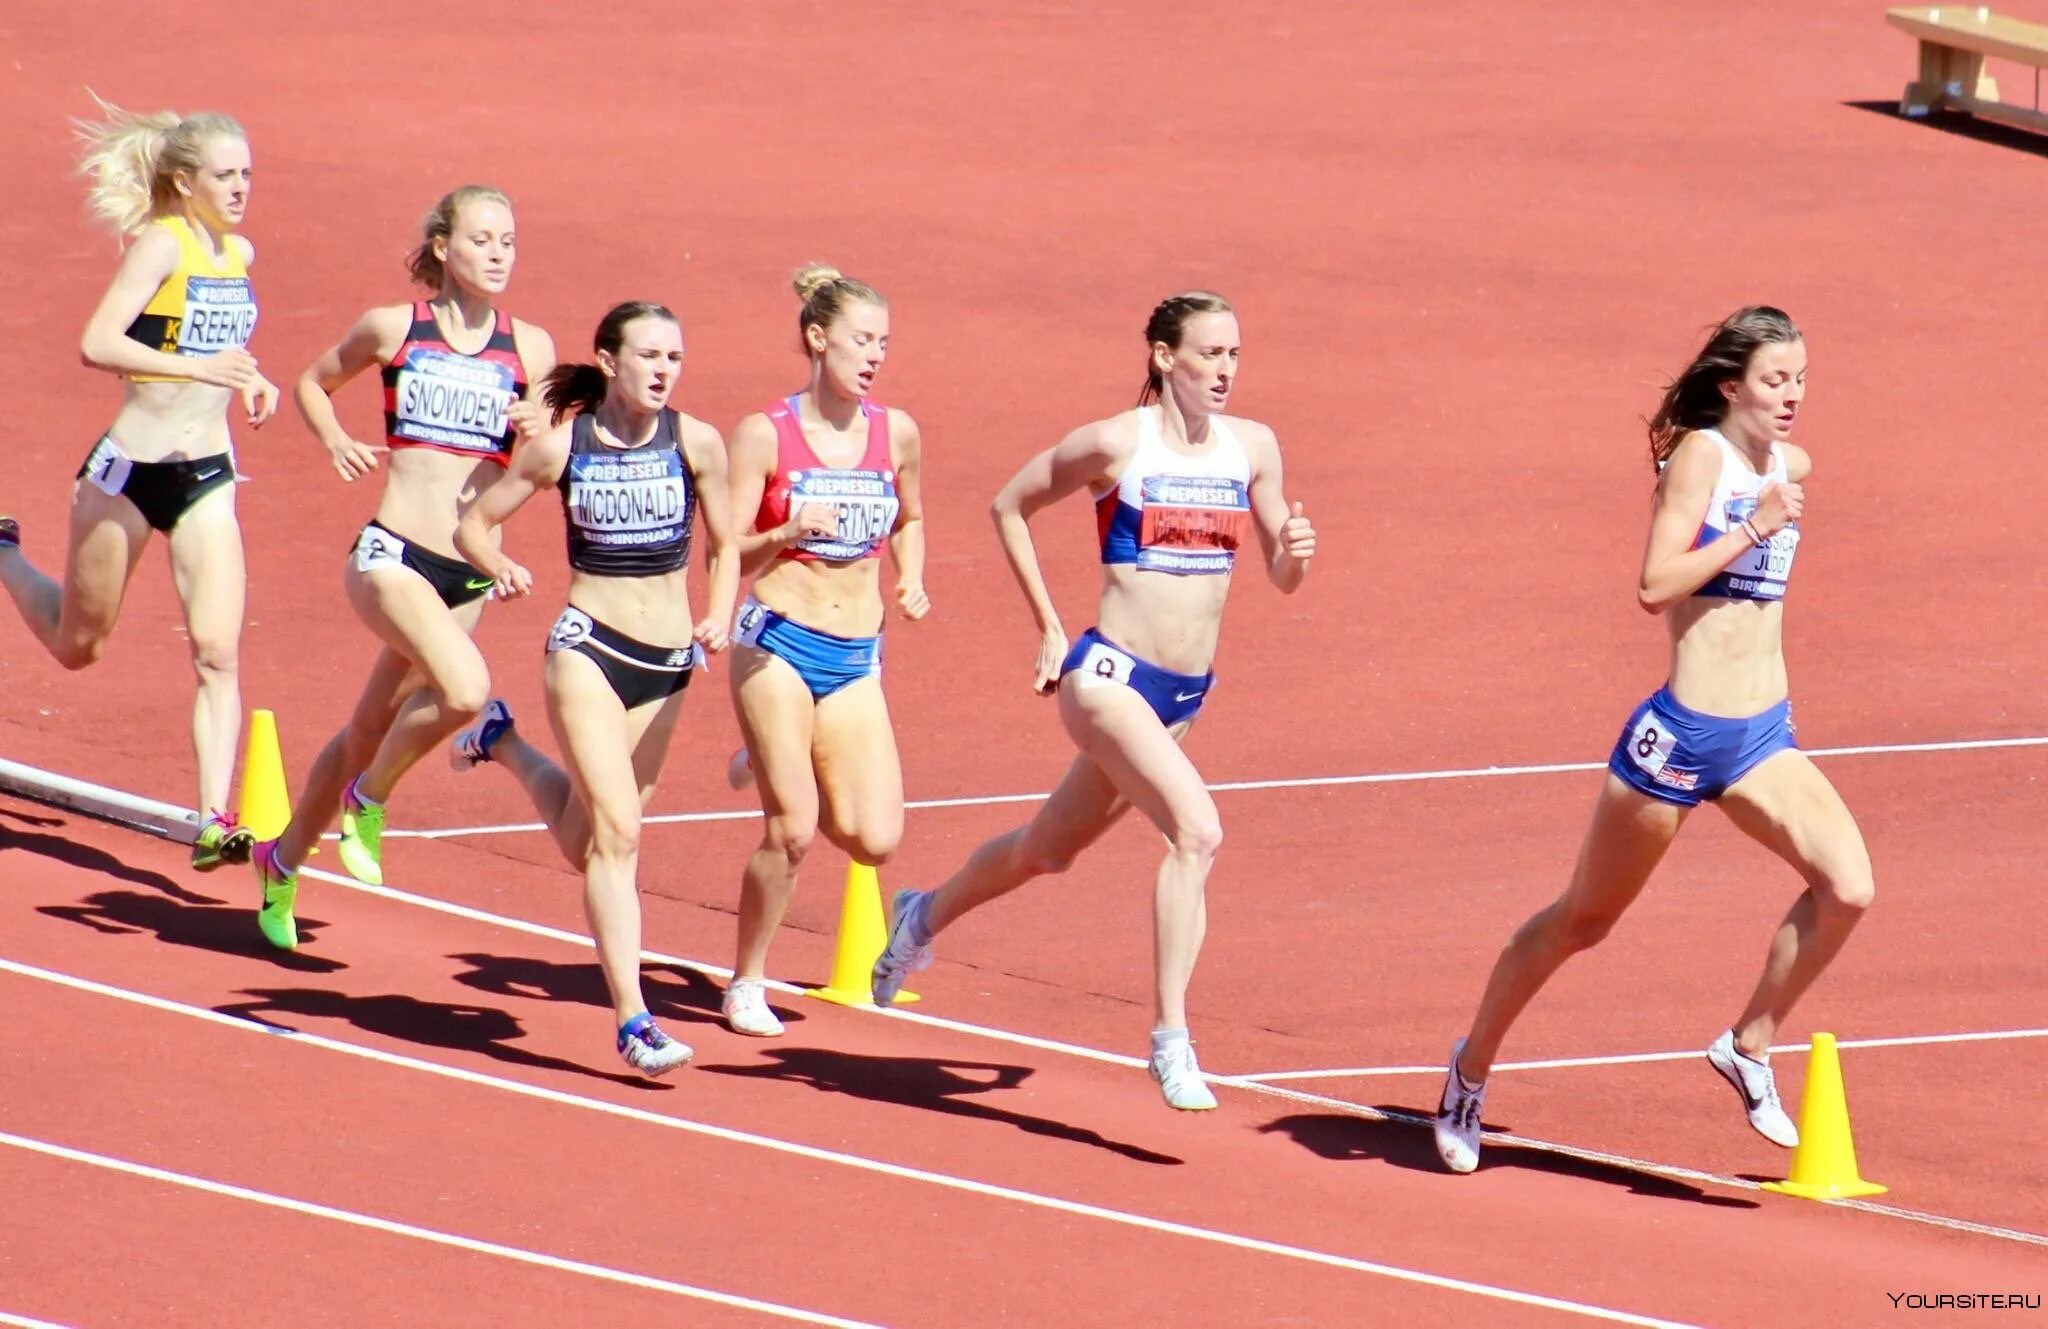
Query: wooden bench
xmin=1886 ymin=5 xmax=2048 ymax=130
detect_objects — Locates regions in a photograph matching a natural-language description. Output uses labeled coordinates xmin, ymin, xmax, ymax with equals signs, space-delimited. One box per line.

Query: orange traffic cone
xmin=1762 ymin=1032 xmax=1887 ymax=1200
xmin=806 ymin=860 xmax=920 ymax=1007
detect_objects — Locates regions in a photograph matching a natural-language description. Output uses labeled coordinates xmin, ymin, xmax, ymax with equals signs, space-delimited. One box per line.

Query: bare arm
xmin=727 ymin=413 xmax=834 ymax=577
xmin=990 ymin=418 xmax=1129 ymax=692
xmin=681 ymin=415 xmax=739 ymax=652
xmin=295 ymin=306 xmax=407 ymax=481
xmin=79 ymin=226 xmax=260 ymax=391
xmin=1636 ymin=432 xmax=1802 ymax=613
xmin=887 ymin=408 xmax=930 ymax=620
xmin=453 ymin=422 xmax=567 ymax=599
xmin=1241 ymin=421 xmax=1315 ymax=593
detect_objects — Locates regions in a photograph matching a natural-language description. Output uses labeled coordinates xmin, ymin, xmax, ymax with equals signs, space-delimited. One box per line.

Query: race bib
xmin=546 ymin=607 xmax=594 ymax=653
xmin=567 ymin=451 xmax=690 ymax=548
xmin=1072 ymin=639 xmax=1135 ymax=688
xmin=733 ymin=599 xmax=771 ymax=649
xmin=1135 ymin=475 xmax=1250 ymax=574
xmin=351 ymin=526 xmax=408 ymax=575
xmin=177 ymin=276 xmax=257 ymax=354
xmin=392 ymin=348 xmax=518 ymax=452
xmin=80 ymin=436 xmax=132 ymax=496
xmin=788 ymin=467 xmax=898 ymax=560
xmin=1624 ymin=710 xmax=1677 ymax=779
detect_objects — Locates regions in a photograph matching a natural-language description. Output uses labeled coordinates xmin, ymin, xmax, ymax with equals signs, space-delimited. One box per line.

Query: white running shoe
xmin=1706 ymin=1029 xmax=1799 ymax=1147
xmin=617 ymin=1016 xmax=692 ymax=1077
xmin=722 ymin=978 xmax=786 ymax=1037
xmin=871 ymin=889 xmax=935 ymax=1006
xmin=1434 ymin=1037 xmax=1487 ymax=1174
xmin=725 ymin=746 xmax=755 ymax=791
xmin=1148 ymin=1039 xmax=1219 ymax=1111
xmin=451 ymin=699 xmax=514 ymax=770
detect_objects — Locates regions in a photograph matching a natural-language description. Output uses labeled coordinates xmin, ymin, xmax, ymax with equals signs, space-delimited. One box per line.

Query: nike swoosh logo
xmin=1173 ymin=690 xmax=1204 ymax=703
xmin=465 ymin=577 xmax=496 ymax=591
xmin=195 ymin=468 xmax=224 ymax=481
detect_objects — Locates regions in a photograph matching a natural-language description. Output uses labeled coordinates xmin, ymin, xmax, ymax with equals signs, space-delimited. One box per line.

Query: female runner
xmin=0 ymin=99 xmax=277 ymax=872
xmin=252 ymin=186 xmax=555 ymax=948
xmin=721 ymin=264 xmax=928 ymax=1037
xmin=449 ymin=300 xmax=737 ymax=1076
xmin=1432 ymin=306 xmax=1875 ymax=1172
xmin=870 ymin=292 xmax=1317 ymax=1111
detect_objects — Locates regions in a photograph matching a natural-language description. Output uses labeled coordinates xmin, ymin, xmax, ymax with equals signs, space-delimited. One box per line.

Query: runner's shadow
xmin=38 ymin=889 xmax=344 ymax=974
xmin=215 ymin=987 xmax=665 ymax=1091
xmin=1259 ymin=1110 xmax=1758 ymax=1209
xmin=3 ymin=824 xmax=216 ymax=903
xmin=702 ymin=1048 xmax=1181 ymax=1166
xmin=447 ymin=952 xmax=753 ymax=1028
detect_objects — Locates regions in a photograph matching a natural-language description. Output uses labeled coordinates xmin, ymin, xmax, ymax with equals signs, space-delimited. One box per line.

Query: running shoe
xmin=1434 ymin=1037 xmax=1487 ymax=1174
xmin=0 ymin=517 xmax=18 ymax=549
xmin=1706 ymin=1029 xmax=1799 ymax=1147
xmin=1148 ymin=1038 xmax=1219 ymax=1111
xmin=191 ymin=809 xmax=255 ymax=871
xmin=450 ymin=699 xmax=514 ymax=770
xmin=871 ymin=888 xmax=934 ymax=1006
xmin=721 ymin=978 xmax=786 ymax=1037
xmin=253 ymin=840 xmax=299 ymax=951
xmin=618 ymin=1013 xmax=692 ymax=1076
xmin=336 ymin=778 xmax=386 ymax=885
xmin=725 ymin=746 xmax=755 ymax=791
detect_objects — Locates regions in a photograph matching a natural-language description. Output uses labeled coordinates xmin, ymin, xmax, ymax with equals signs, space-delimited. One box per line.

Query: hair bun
xmin=791 ymin=262 xmax=842 ymax=302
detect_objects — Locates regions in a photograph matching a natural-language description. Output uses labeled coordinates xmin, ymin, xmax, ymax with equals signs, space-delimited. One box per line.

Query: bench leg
xmin=1902 ymin=40 xmax=2000 ymax=116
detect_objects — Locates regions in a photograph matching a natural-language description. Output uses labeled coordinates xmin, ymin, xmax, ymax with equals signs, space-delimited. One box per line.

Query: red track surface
xmin=3 ymin=3 xmax=2046 ymax=1324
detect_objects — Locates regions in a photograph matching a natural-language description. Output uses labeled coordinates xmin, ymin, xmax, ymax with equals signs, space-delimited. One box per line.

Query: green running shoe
xmin=253 ymin=840 xmax=299 ymax=951
xmin=336 ymin=781 xmax=386 ymax=886
xmin=190 ymin=810 xmax=255 ymax=872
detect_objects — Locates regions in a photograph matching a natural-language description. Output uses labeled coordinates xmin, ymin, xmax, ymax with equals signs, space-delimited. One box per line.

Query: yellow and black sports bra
xmin=122 ymin=216 xmax=258 ymax=383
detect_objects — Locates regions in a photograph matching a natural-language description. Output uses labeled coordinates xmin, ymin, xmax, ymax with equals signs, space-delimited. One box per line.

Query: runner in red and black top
xmin=250 ymin=185 xmax=556 ymax=951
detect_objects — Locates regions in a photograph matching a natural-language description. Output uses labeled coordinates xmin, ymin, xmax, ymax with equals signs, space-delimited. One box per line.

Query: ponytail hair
xmin=792 ymin=262 xmax=884 ymax=354
xmin=1645 ymin=306 xmax=1803 ymax=471
xmin=1138 ymin=290 xmax=1235 ymax=406
xmin=541 ymin=300 xmax=680 ymax=423
xmin=73 ymin=94 xmax=245 ymax=237
xmin=406 ymin=185 xmax=513 ymax=289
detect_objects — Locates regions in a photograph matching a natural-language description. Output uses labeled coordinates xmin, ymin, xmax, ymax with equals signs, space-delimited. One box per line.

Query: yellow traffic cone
xmin=806 ymin=860 xmax=920 ymax=1007
xmin=1762 ymin=1032 xmax=1887 ymax=1200
xmin=236 ymin=709 xmax=295 ymax=842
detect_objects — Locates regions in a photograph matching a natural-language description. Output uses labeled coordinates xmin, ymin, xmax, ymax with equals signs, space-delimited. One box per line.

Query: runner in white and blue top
xmin=1434 ymin=307 xmax=1877 ymax=1179
xmin=449 ymin=301 xmax=739 ymax=1080
xmin=870 ymin=292 xmax=1318 ymax=1114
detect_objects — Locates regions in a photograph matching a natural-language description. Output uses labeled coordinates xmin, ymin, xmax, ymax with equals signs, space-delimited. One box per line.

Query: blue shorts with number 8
xmin=1606 ymin=686 xmax=1797 ymax=807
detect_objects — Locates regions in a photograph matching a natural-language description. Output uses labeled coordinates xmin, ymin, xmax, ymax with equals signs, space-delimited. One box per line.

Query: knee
xmin=1540 ymin=903 xmax=1622 ymax=955
xmin=1168 ymin=814 xmax=1224 ymax=863
xmin=764 ymin=817 xmax=815 ymax=870
xmin=850 ymin=821 xmax=901 ymax=868
xmin=189 ymin=637 xmax=239 ymax=683
xmin=589 ymin=806 xmax=642 ymax=862
xmin=437 ymin=674 xmax=489 ymax=722
xmin=54 ymin=637 xmax=106 ymax=671
xmin=1818 ymin=868 xmax=1875 ymax=916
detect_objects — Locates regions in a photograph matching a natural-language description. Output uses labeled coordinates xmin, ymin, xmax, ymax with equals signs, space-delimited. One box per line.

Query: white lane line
xmin=1235 ymin=1028 xmax=2048 ymax=1082
xmin=0 ymin=1129 xmax=879 ymax=1328
xmin=286 ymin=864 xmax=2048 ymax=1248
xmin=0 ymin=1313 xmax=74 ymax=1329
xmin=350 ymin=734 xmax=2048 ymax=841
xmin=0 ymin=958 xmax=1699 ymax=1329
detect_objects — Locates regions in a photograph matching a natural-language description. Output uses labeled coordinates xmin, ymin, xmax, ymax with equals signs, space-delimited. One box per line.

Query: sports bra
xmin=557 ymin=410 xmax=695 ymax=577
xmin=122 ymin=217 xmax=257 ymax=383
xmin=1690 ymin=428 xmax=1800 ymax=602
xmin=380 ymin=302 xmax=528 ymax=465
xmin=1096 ymin=406 xmax=1252 ymax=575
xmin=754 ymin=395 xmax=899 ymax=563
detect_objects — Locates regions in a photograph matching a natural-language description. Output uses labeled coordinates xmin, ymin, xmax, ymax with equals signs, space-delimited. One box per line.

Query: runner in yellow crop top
xmin=0 ymin=100 xmax=279 ymax=873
